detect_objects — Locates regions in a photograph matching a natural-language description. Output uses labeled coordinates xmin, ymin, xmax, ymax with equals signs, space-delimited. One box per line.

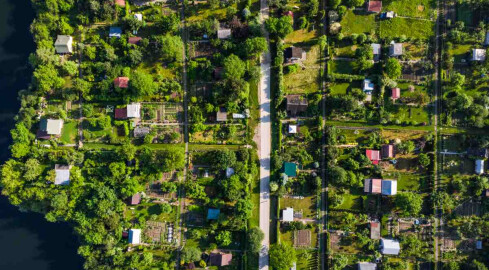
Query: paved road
xmin=258 ymin=0 xmax=271 ymax=267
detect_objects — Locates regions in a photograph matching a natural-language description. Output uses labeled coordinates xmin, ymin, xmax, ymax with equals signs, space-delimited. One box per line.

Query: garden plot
xmin=190 ymin=124 xmax=247 ymax=145
xmin=60 ymin=121 xmax=78 ymax=145
xmin=140 ymin=103 xmax=183 ymax=123
xmin=283 ymin=45 xmax=321 ymax=94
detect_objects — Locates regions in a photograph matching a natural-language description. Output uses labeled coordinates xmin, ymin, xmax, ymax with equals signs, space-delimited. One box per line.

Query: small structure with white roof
xmin=128 ymin=228 xmax=141 ymax=244
xmin=282 ymin=207 xmax=294 ymax=222
xmin=127 ymin=103 xmax=141 ymax=118
xmin=358 ymin=262 xmax=377 ymax=270
xmin=55 ymin=35 xmax=73 ymax=54
xmin=472 ymin=49 xmax=487 ymax=61
xmin=134 ymin=13 xmax=143 ymax=21
xmin=218 ymin=28 xmax=232 ymax=39
xmin=288 ymin=124 xmax=297 ymax=134
xmin=380 ymin=238 xmax=400 ymax=255
xmin=54 ymin=164 xmax=71 ymax=185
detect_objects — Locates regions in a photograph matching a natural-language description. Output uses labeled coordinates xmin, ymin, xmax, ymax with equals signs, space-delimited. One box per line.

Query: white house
xmin=381 ymin=180 xmax=397 ymax=195
xmin=126 ymin=103 xmax=141 ymax=118
xmin=476 ymin=159 xmax=484 ymax=175
xmin=380 ymin=238 xmax=400 ymax=255
xmin=129 ymin=229 xmax=141 ymax=244
xmin=54 ymin=164 xmax=71 ymax=185
xmin=282 ymin=207 xmax=294 ymax=222
xmin=472 ymin=49 xmax=487 ymax=61
xmin=55 ymin=35 xmax=73 ymax=54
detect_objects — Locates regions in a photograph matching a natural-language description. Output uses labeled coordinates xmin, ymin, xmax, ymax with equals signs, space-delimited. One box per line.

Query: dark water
xmin=0 ymin=0 xmax=83 ymax=269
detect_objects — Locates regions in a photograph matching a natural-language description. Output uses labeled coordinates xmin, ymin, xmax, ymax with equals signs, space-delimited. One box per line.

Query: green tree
xmin=209 ymin=149 xmax=237 ymax=170
xmin=331 ymin=254 xmax=348 ymax=270
xmin=418 ymin=153 xmax=431 ymax=168
xmin=395 ymin=192 xmax=423 ymax=216
xmin=270 ymin=243 xmax=296 ymax=270
xmin=23 ymin=159 xmax=42 ymax=181
xmin=223 ymin=54 xmax=246 ymax=80
xmin=443 ymin=261 xmax=459 ymax=270
xmin=266 ymin=16 xmax=293 ymax=39
xmin=247 ymin=227 xmax=264 ymax=253
xmin=385 ymin=58 xmax=402 ymax=79
xmin=216 ymin=230 xmax=232 ymax=246
xmin=244 ymin=37 xmax=268 ymax=59
xmin=130 ymin=70 xmax=157 ymax=97
xmin=33 ymin=64 xmax=64 ymax=93
xmin=398 ymin=140 xmax=415 ymax=154
xmin=156 ymin=35 xmax=183 ymax=62
xmin=468 ymin=260 xmax=488 ymax=270
xmin=181 ymin=246 xmax=201 ymax=263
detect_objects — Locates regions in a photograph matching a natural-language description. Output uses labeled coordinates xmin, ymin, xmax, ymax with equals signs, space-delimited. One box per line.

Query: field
xmin=60 ymin=121 xmax=78 ymax=144
xmin=383 ymin=0 xmax=436 ymax=18
xmin=380 ymin=18 xmax=434 ymax=39
xmin=283 ymin=45 xmax=321 ymax=94
xmin=329 ymin=60 xmax=355 ymax=75
xmin=340 ymin=10 xmax=377 ymax=35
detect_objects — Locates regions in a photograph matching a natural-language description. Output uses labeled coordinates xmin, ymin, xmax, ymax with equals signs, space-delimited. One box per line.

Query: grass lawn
xmin=456 ymin=2 xmax=473 ymax=26
xmin=335 ymin=44 xmax=358 ymax=58
xmin=441 ymin=155 xmax=475 ymax=175
xmin=329 ymin=83 xmax=350 ymax=96
xmin=285 ymin=29 xmax=318 ymax=44
xmin=283 ymin=45 xmax=321 ymax=94
xmin=60 ymin=121 xmax=78 ymax=144
xmin=335 ymin=192 xmax=366 ymax=211
xmin=385 ymin=105 xmax=430 ymax=124
xmin=340 ymin=10 xmax=377 ymax=35
xmin=281 ymin=196 xmax=316 ymax=219
xmin=383 ymin=0 xmax=436 ymax=18
xmin=380 ymin=18 xmax=434 ymax=39
xmin=185 ymin=3 xmax=228 ymax=22
xmin=329 ymin=60 xmax=355 ymax=75
xmin=125 ymin=202 xmax=178 ymax=223
xmin=449 ymin=44 xmax=471 ymax=64
xmin=338 ymin=128 xmax=370 ymax=144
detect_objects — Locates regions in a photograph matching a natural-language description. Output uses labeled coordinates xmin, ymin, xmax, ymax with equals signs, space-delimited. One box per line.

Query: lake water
xmin=0 ymin=0 xmax=83 ymax=268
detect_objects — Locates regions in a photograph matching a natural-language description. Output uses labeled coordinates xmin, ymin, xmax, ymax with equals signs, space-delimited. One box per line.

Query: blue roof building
xmin=207 ymin=208 xmax=220 ymax=220
xmin=109 ymin=27 xmax=122 ymax=38
xmin=283 ymin=162 xmax=297 ymax=177
xmin=381 ymin=180 xmax=397 ymax=196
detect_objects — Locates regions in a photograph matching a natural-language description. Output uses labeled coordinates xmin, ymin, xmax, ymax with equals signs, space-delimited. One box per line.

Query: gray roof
xmin=55 ymin=35 xmax=73 ymax=54
xmin=485 ymin=32 xmax=489 ymax=46
xmin=389 ymin=43 xmax=403 ymax=56
xmin=371 ymin=43 xmax=381 ymax=55
xmin=358 ymin=262 xmax=377 ymax=270
xmin=127 ymin=103 xmax=141 ymax=118
xmin=380 ymin=238 xmax=400 ymax=255
xmin=134 ymin=126 xmax=150 ymax=138
xmin=218 ymin=29 xmax=232 ymax=39
xmin=54 ymin=164 xmax=71 ymax=185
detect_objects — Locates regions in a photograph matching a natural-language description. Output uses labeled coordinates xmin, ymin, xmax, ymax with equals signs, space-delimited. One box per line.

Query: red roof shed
xmin=367 ymin=0 xmax=382 ymax=13
xmin=366 ymin=149 xmax=381 ymax=164
xmin=128 ymin=37 xmax=142 ymax=44
xmin=391 ymin=88 xmax=401 ymax=100
xmin=115 ymin=0 xmax=126 ymax=6
xmin=114 ymin=77 xmax=129 ymax=88
xmin=115 ymin=108 xmax=127 ymax=119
